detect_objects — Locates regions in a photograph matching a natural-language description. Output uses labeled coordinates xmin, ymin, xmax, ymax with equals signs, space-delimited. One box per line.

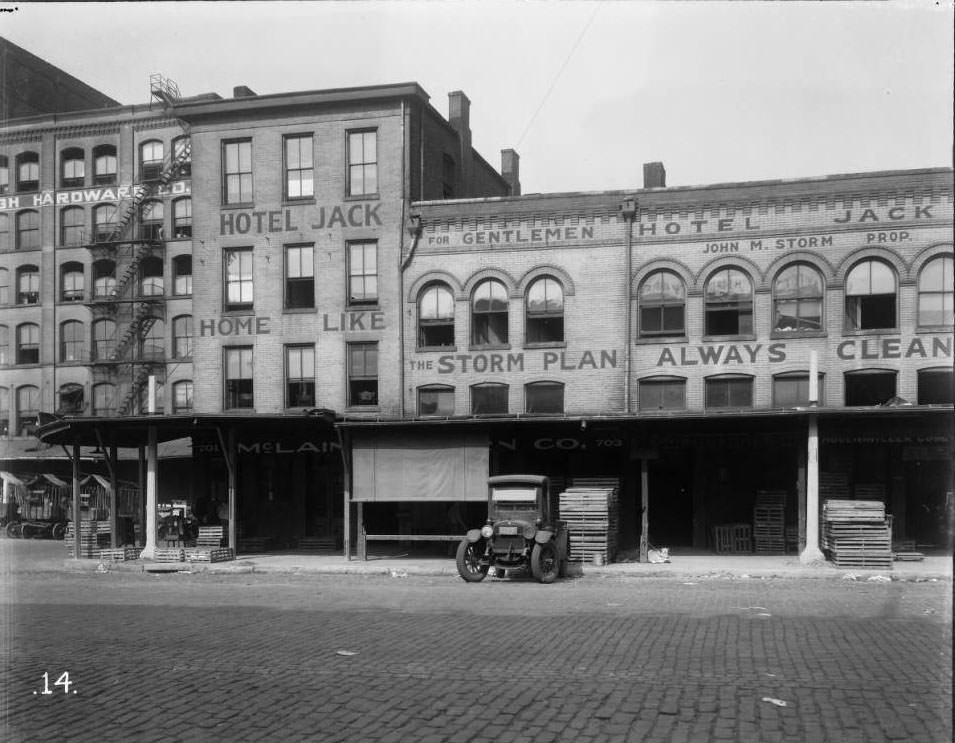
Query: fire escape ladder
xmin=110 ymin=302 xmax=155 ymax=362
xmin=117 ymin=365 xmax=157 ymax=417
xmin=110 ymin=243 xmax=153 ymax=301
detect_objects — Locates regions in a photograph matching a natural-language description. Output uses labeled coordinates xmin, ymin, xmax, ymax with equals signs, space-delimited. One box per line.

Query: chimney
xmin=448 ymin=91 xmax=473 ymax=196
xmin=233 ymin=85 xmax=257 ymax=98
xmin=643 ymin=162 xmax=666 ymax=189
xmin=501 ymin=149 xmax=521 ymax=196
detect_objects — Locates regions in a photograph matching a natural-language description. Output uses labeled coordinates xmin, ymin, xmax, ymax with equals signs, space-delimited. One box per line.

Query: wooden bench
xmin=358 ymin=533 xmax=465 ymax=560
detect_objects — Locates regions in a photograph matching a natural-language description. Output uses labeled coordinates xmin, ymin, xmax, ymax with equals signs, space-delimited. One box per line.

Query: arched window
xmin=172 ymin=315 xmax=192 ymax=359
xmin=470 ymin=382 xmax=508 ymax=415
xmin=526 ymin=276 xmax=564 ymax=344
xmin=16 ymin=210 xmax=40 ymax=250
xmin=639 ymin=270 xmax=685 ymax=337
xmin=91 ymin=319 xmax=116 ymax=361
xmin=705 ymin=268 xmax=753 ymax=336
xmin=93 ymin=144 xmax=117 ymax=185
xmin=173 ymin=255 xmax=192 ymax=295
xmin=845 ymin=259 xmax=896 ymax=330
xmin=173 ymin=381 xmax=194 ymax=413
xmin=58 ymin=383 xmax=85 ymax=414
xmin=917 ymin=255 xmax=953 ymax=328
xmin=0 ymin=387 xmax=8 ymax=436
xmin=525 ymin=381 xmax=564 ymax=414
xmin=60 ymin=261 xmax=85 ymax=302
xmin=93 ymin=260 xmax=116 ymax=298
xmin=418 ymin=282 xmax=455 ymax=348
xmin=0 ymin=155 xmax=8 ymax=194
xmin=172 ymin=136 xmax=191 ymax=178
xmin=16 ymin=323 xmax=40 ymax=364
xmin=140 ymin=140 xmax=164 ymax=181
xmin=60 ymin=206 xmax=85 ymax=246
xmin=173 ymin=198 xmax=192 ymax=238
xmin=140 ymin=318 xmax=164 ymax=361
xmin=139 ymin=256 xmax=164 ymax=297
xmin=16 ymin=385 xmax=39 ymax=435
xmin=0 ymin=213 xmax=9 ymax=251
xmin=61 ymin=147 xmax=85 ymax=188
xmin=773 ymin=263 xmax=824 ymax=332
xmin=60 ymin=320 xmax=85 ymax=362
xmin=93 ymin=204 xmax=117 ymax=242
xmin=471 ymin=279 xmax=508 ymax=347
xmin=0 ymin=325 xmax=7 ymax=365
xmin=17 ymin=265 xmax=39 ymax=304
xmin=0 ymin=268 xmax=8 ymax=304
xmin=417 ymin=385 xmax=454 ymax=416
xmin=16 ymin=152 xmax=39 ymax=192
xmin=92 ymin=383 xmax=117 ymax=416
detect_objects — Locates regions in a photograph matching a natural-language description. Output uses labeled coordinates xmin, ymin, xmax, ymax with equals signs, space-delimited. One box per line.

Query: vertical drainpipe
xmin=619 ymin=198 xmax=637 ymax=413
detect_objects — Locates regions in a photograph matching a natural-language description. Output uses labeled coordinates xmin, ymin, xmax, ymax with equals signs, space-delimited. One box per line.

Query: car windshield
xmin=491 ymin=486 xmax=536 ymax=501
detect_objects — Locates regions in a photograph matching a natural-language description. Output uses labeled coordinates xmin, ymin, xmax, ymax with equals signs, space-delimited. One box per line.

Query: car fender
xmin=465 ymin=528 xmax=484 ymax=543
xmin=534 ymin=529 xmax=555 ymax=545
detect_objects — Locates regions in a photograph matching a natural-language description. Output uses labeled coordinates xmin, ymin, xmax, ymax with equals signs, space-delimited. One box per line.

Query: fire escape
xmin=86 ymin=76 xmax=191 ymax=416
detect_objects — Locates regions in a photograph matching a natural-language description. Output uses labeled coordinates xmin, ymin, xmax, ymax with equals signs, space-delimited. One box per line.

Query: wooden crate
xmin=714 ymin=523 xmax=752 ymax=554
xmin=184 ymin=547 xmax=235 ymax=563
xmin=196 ymin=526 xmax=223 ymax=548
xmin=153 ymin=548 xmax=185 ymax=563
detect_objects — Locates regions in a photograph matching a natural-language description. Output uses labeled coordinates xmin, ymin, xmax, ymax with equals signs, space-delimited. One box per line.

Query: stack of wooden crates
xmin=822 ymin=499 xmax=892 ymax=570
xmin=64 ymin=521 xmax=110 ymax=558
xmin=558 ymin=477 xmax=619 ymax=564
xmin=753 ymin=490 xmax=786 ymax=555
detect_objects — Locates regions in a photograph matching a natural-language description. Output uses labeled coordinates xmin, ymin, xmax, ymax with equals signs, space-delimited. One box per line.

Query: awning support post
xmin=71 ymin=442 xmax=81 ymax=560
xmin=140 ymin=426 xmax=159 ymax=559
xmin=801 ymin=351 xmax=824 ymax=564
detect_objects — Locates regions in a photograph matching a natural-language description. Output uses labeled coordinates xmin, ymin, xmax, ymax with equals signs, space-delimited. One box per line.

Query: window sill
xmin=346 ymin=303 xmax=380 ymax=311
xmin=221 ymin=308 xmax=255 ymax=316
xmin=345 ymin=406 xmax=380 ymax=413
xmin=769 ymin=330 xmax=828 ymax=341
xmin=841 ymin=328 xmax=900 ymax=337
xmin=283 ymin=198 xmax=315 ymax=207
xmin=283 ymin=307 xmax=317 ymax=314
xmin=523 ymin=341 xmax=567 ymax=350
xmin=701 ymin=335 xmax=757 ymax=343
xmin=221 ymin=203 xmax=255 ymax=210
xmin=916 ymin=325 xmax=953 ymax=334
xmin=468 ymin=344 xmax=511 ymax=352
xmin=635 ymin=336 xmax=687 ymax=345
xmin=417 ymin=346 xmax=458 ymax=353
xmin=344 ymin=193 xmax=380 ymax=202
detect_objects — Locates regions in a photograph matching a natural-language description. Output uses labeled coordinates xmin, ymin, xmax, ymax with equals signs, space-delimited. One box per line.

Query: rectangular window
xmin=418 ymin=387 xmax=454 ymax=416
xmin=348 ymin=241 xmax=378 ymax=305
xmin=225 ymin=347 xmax=254 ymax=409
xmin=844 ymin=371 xmax=896 ymax=407
xmin=773 ymin=375 xmax=824 ymax=407
xmin=705 ymin=378 xmax=753 ymax=409
xmin=348 ymin=342 xmax=378 ymax=407
xmin=285 ymin=244 xmax=314 ymax=309
xmin=639 ymin=379 xmax=686 ymax=411
xmin=223 ymin=139 xmax=253 ymax=204
xmin=173 ymin=381 xmax=194 ymax=413
xmin=347 ymin=130 xmax=378 ymax=196
xmin=917 ymin=369 xmax=953 ymax=405
xmin=525 ymin=382 xmax=564 ymax=414
xmin=224 ymin=248 xmax=253 ymax=311
xmin=284 ymin=135 xmax=314 ymax=200
xmin=286 ymin=345 xmax=316 ymax=408
xmin=471 ymin=384 xmax=508 ymax=415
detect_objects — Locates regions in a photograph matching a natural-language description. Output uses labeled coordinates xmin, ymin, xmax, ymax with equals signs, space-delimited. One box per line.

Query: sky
xmin=1 ymin=1 xmax=952 ymax=195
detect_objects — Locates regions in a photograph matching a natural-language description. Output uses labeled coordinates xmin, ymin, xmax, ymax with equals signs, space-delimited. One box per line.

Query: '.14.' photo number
xmin=35 ymin=672 xmax=76 ymax=696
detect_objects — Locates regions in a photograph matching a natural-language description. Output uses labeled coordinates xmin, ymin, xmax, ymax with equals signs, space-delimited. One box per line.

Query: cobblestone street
xmin=1 ymin=569 xmax=951 ymax=743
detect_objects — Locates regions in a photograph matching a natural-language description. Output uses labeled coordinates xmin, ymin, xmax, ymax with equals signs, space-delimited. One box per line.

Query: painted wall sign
xmin=218 ymin=203 xmax=382 ymax=235
xmin=836 ymin=336 xmax=952 ymax=361
xmin=0 ymin=181 xmax=191 ymax=211
xmin=322 ymin=311 xmax=385 ymax=331
xmin=409 ymin=349 xmax=618 ymax=374
xmin=656 ymin=343 xmax=787 ymax=366
xmin=495 ymin=437 xmax=625 ymax=452
xmin=220 ymin=209 xmax=299 ymax=235
xmin=198 ymin=312 xmax=386 ymax=336
xmin=193 ymin=440 xmax=341 ymax=455
xmin=427 ymin=225 xmax=595 ymax=248
xmin=833 ymin=206 xmax=935 ymax=223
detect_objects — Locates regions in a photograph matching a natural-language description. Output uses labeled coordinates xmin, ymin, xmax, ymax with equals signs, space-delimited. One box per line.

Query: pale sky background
xmin=1 ymin=1 xmax=952 ymax=194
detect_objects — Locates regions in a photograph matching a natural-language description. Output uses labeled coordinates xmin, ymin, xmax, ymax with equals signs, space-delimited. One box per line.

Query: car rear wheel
xmin=531 ymin=542 xmax=559 ymax=584
xmin=456 ymin=539 xmax=489 ymax=582
xmin=51 ymin=522 xmax=67 ymax=540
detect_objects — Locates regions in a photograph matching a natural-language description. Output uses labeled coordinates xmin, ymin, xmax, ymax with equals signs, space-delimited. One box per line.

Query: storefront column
xmin=797 ymin=446 xmax=807 ymax=553
xmin=800 ymin=353 xmax=824 ymax=564
xmin=140 ymin=426 xmax=158 ymax=559
xmin=640 ymin=458 xmax=649 ymax=562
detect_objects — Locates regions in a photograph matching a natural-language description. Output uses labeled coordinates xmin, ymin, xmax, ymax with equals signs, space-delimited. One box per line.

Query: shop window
xmin=93 ymin=204 xmax=117 ymax=242
xmin=172 ymin=315 xmax=192 ymax=359
xmin=0 ymin=325 xmax=7 ymax=365
xmin=92 ymin=319 xmax=116 ymax=361
xmin=61 ymin=262 xmax=85 ymax=302
xmin=917 ymin=255 xmax=953 ymax=328
xmin=638 ymin=377 xmax=686 ymax=411
xmin=17 ymin=265 xmax=39 ymax=305
xmin=773 ymin=263 xmax=823 ymax=332
xmin=0 ymin=387 xmax=8 ymax=436
xmin=418 ymin=283 xmax=455 ymax=348
xmin=139 ymin=257 xmax=164 ymax=297
xmin=173 ymin=255 xmax=192 ymax=295
xmin=16 ymin=385 xmax=39 ymax=435
xmin=140 ymin=140 xmax=164 ymax=182
xmin=16 ymin=210 xmax=40 ymax=250
xmin=225 ymin=346 xmax=254 ymax=409
xmin=525 ymin=381 xmax=564 ymax=414
xmin=347 ymin=130 xmax=377 ymax=196
xmin=17 ymin=323 xmax=40 ymax=364
xmin=16 ymin=152 xmax=39 ymax=192
xmin=285 ymin=244 xmax=314 ymax=309
xmin=60 ymin=320 xmax=85 ymax=362
xmin=93 ymin=144 xmax=117 ymax=185
xmin=917 ymin=368 xmax=953 ymax=405
xmin=348 ymin=241 xmax=378 ymax=305
xmin=705 ymin=375 xmax=753 ymax=409
xmin=61 ymin=148 xmax=85 ymax=188
xmin=61 ymin=206 xmax=85 ymax=246
xmin=773 ymin=372 xmax=824 ymax=407
xmin=172 ymin=136 xmax=191 ymax=178
xmin=140 ymin=318 xmax=164 ymax=361
xmin=638 ymin=270 xmax=685 ymax=337
xmin=173 ymin=198 xmax=192 ymax=238
xmin=139 ymin=200 xmax=164 ymax=241
xmin=92 ymin=383 xmax=116 ymax=416
xmin=223 ymin=139 xmax=253 ymax=204
xmin=92 ymin=260 xmax=116 ymax=298
xmin=418 ymin=385 xmax=454 ymax=416
xmin=471 ymin=383 xmax=508 ymax=415
xmin=844 ymin=370 xmax=896 ymax=406
xmin=0 ymin=156 xmax=8 ymax=194
xmin=0 ymin=214 xmax=9 ymax=251
xmin=526 ymin=276 xmax=564 ymax=344
xmin=845 ymin=259 xmax=896 ymax=331
xmin=348 ymin=342 xmax=378 ymax=407
xmin=285 ymin=134 xmax=313 ymax=200
xmin=285 ymin=345 xmax=315 ymax=408
xmin=471 ymin=279 xmax=509 ymax=347
xmin=173 ymin=381 xmax=194 ymax=413
xmin=58 ymin=383 xmax=85 ymax=415
xmin=224 ymin=248 xmax=253 ymax=311
xmin=705 ymin=268 xmax=753 ymax=336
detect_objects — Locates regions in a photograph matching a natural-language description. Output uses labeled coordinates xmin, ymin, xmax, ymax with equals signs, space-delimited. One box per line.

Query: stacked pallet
xmin=184 ymin=547 xmax=235 ymax=563
xmin=64 ymin=521 xmax=110 ymax=558
xmin=753 ymin=491 xmax=786 ymax=554
xmin=559 ymin=478 xmax=619 ymax=563
xmin=820 ymin=473 xmax=850 ymax=501
xmin=822 ymin=499 xmax=892 ymax=570
xmin=714 ymin=523 xmax=752 ymax=554
xmin=99 ymin=547 xmax=142 ymax=562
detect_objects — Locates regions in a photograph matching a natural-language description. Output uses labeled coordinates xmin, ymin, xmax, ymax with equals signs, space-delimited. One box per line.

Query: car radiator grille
xmin=491 ymin=535 xmax=526 ymax=555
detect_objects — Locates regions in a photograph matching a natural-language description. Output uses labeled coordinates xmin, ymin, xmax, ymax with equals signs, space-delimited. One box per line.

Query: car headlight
xmin=523 ymin=525 xmax=537 ymax=540
xmin=480 ymin=524 xmax=493 ymax=539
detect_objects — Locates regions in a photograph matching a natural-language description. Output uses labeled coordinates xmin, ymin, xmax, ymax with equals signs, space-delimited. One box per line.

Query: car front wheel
xmin=455 ymin=539 xmax=489 ymax=583
xmin=531 ymin=542 xmax=560 ymax=584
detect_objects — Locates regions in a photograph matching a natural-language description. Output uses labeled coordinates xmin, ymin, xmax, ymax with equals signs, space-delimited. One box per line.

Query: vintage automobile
xmin=455 ymin=474 xmax=569 ymax=583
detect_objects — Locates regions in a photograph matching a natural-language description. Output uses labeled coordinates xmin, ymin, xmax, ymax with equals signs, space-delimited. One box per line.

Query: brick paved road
xmin=1 ymin=570 xmax=951 ymax=743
